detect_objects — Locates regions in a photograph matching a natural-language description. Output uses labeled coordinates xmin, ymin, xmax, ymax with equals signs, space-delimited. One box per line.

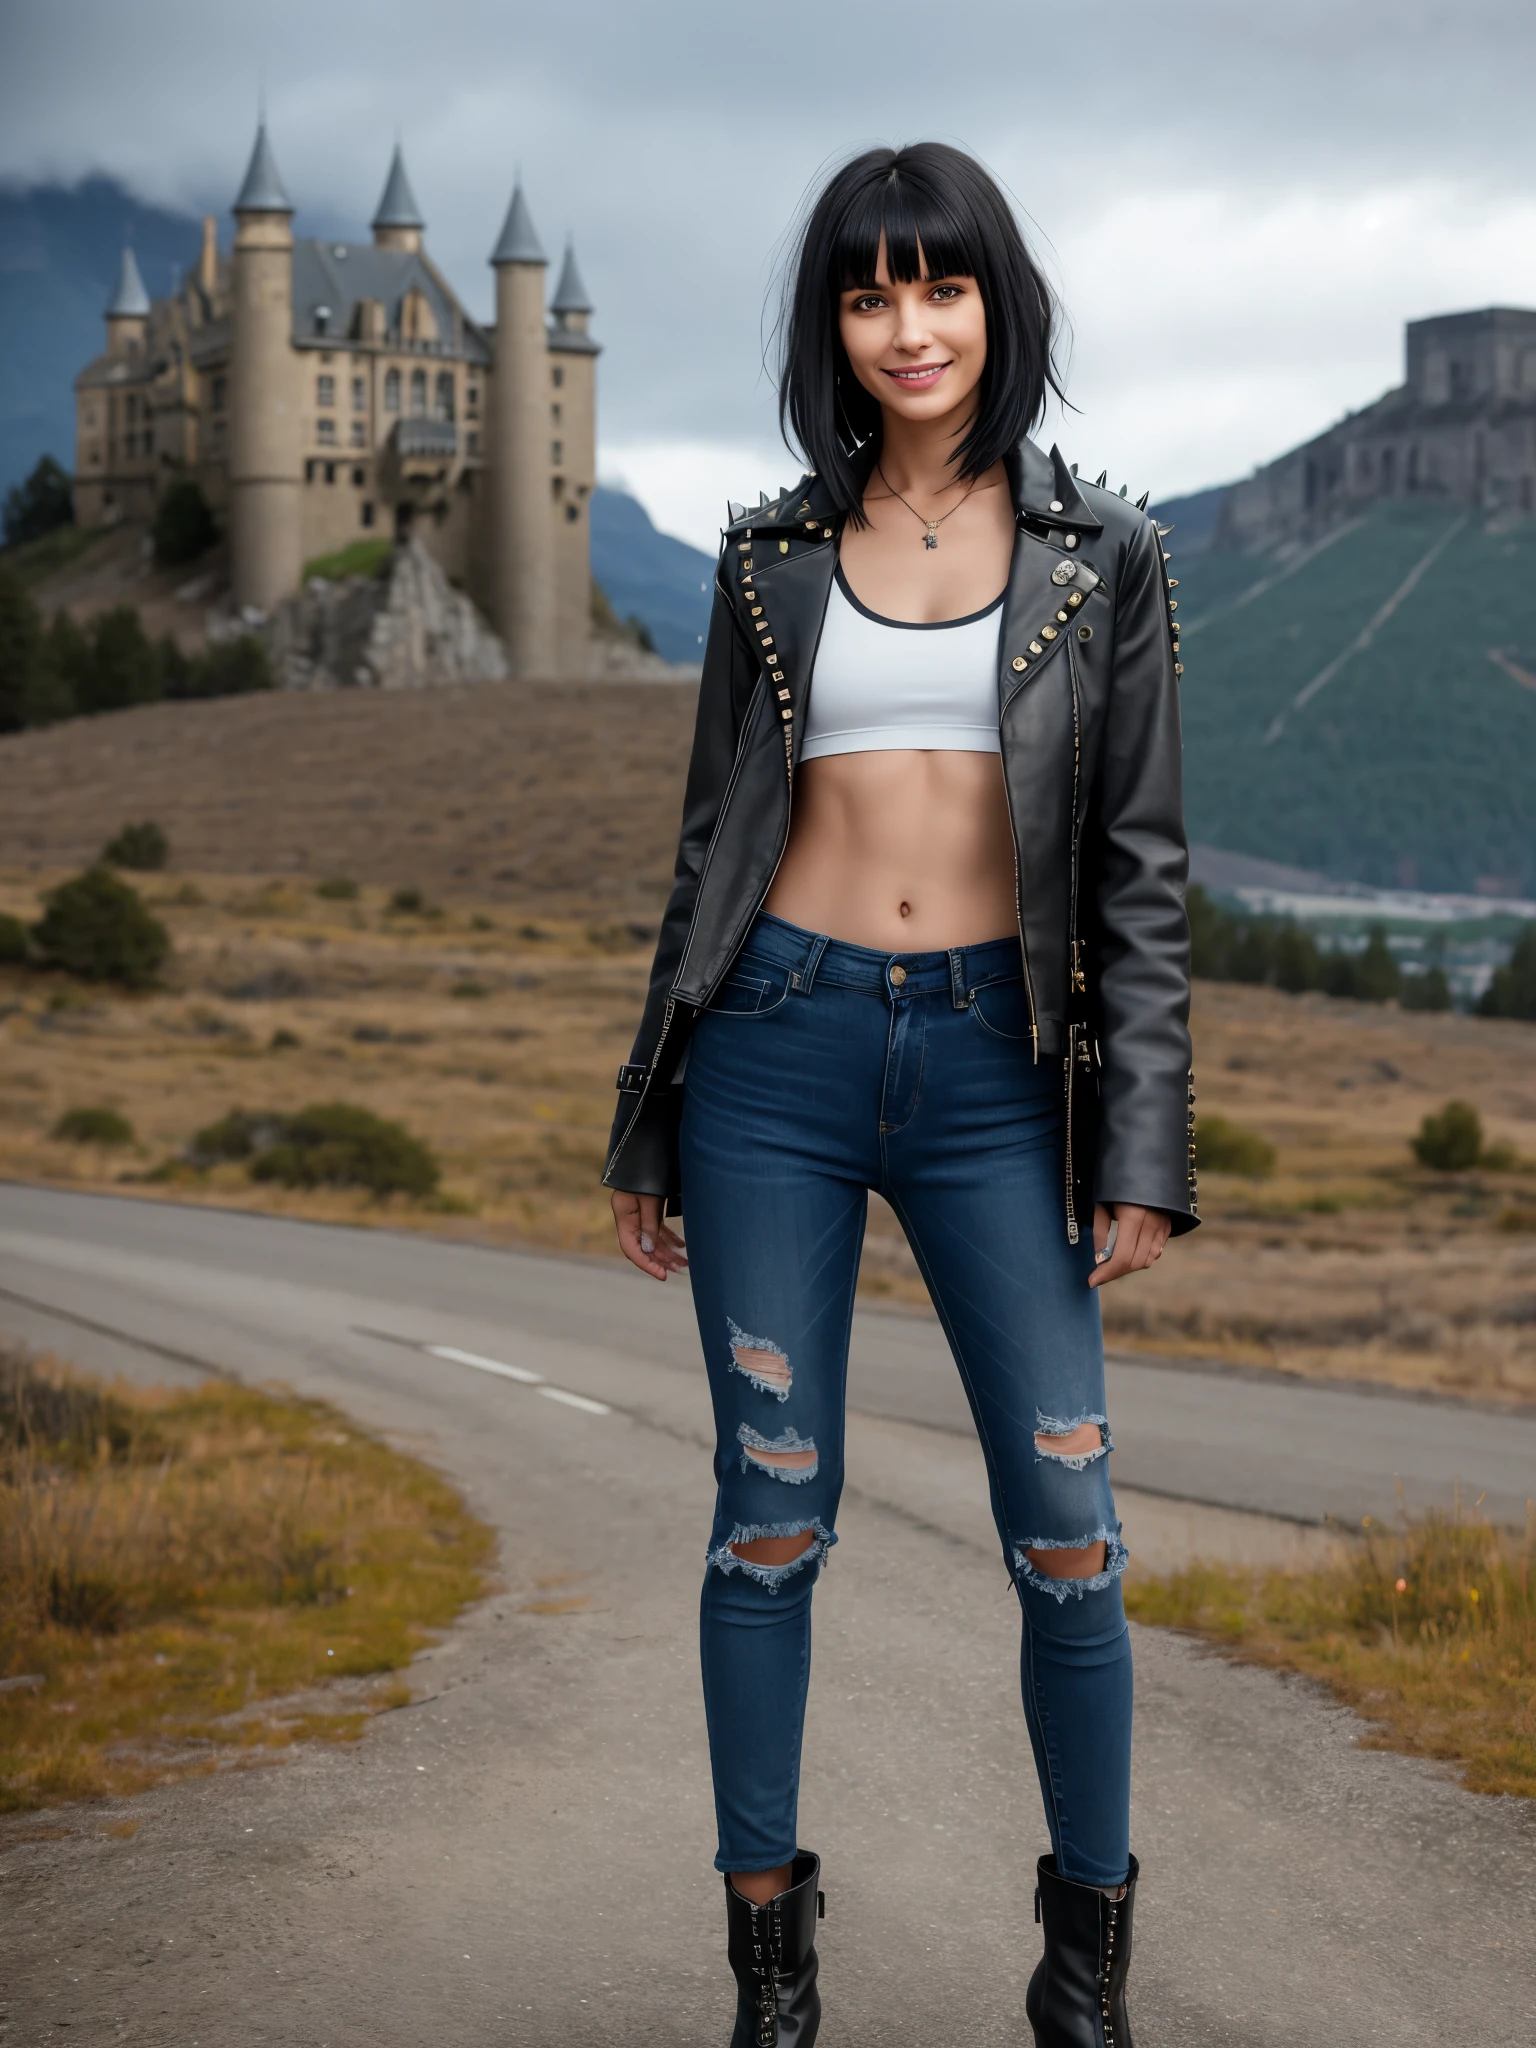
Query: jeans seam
xmin=878 ymin=1001 xmax=927 ymax=1146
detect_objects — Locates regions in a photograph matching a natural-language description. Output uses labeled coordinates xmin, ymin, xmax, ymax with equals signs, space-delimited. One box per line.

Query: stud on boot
xmin=1024 ymin=1852 xmax=1138 ymax=2048
xmin=724 ymin=1851 xmax=823 ymax=2047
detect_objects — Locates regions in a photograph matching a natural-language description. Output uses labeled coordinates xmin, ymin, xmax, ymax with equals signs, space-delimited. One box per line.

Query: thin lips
xmin=884 ymin=361 xmax=951 ymax=382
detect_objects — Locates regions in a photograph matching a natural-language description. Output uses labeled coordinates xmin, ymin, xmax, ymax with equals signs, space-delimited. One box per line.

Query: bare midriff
xmin=763 ymin=747 xmax=1020 ymax=953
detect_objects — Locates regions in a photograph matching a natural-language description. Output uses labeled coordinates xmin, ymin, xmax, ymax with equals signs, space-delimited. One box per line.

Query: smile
xmin=882 ymin=361 xmax=952 ymax=386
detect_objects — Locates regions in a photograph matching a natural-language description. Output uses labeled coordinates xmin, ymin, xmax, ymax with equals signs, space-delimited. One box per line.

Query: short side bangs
xmin=777 ymin=142 xmax=1066 ymax=525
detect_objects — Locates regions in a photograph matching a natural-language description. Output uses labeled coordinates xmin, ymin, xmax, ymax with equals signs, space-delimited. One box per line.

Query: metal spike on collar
xmin=1118 ymin=482 xmax=1128 ymax=497
xmin=1136 ymin=490 xmax=1150 ymax=511
xmin=1095 ymin=470 xmax=1108 ymax=488
xmin=1156 ymin=523 xmax=1175 ymax=536
xmin=728 ymin=501 xmax=746 ymax=523
xmin=1070 ymin=460 xmax=1079 ymax=476
xmin=758 ymin=492 xmax=770 ymax=509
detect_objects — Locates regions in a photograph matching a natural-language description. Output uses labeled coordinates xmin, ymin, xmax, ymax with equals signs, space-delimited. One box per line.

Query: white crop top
xmin=799 ymin=564 xmax=1005 ymax=761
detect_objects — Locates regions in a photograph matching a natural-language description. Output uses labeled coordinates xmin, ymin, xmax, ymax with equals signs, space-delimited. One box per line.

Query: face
xmin=838 ymin=234 xmax=988 ymax=431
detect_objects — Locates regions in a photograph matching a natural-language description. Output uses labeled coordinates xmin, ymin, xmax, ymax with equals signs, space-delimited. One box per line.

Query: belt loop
xmin=949 ymin=947 xmax=970 ymax=1010
xmin=795 ymin=930 xmax=830 ymax=995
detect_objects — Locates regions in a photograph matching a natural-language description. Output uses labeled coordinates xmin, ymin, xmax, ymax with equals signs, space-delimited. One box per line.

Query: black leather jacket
xmin=603 ymin=436 xmax=1199 ymax=1242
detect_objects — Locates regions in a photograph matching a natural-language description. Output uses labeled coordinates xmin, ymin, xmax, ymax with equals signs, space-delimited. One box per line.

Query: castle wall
xmin=491 ymin=261 xmax=558 ymax=676
xmin=230 ymin=211 xmax=303 ymax=611
xmin=551 ymin=341 xmax=596 ymax=674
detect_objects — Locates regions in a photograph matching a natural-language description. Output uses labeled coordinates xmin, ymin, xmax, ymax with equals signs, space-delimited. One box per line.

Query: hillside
xmin=2 ymin=684 xmax=1535 ymax=1410
xmin=1175 ymin=504 xmax=1536 ymax=893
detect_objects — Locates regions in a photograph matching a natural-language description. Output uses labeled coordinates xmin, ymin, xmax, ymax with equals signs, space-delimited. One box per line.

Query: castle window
xmin=317 ymin=417 xmax=337 ymax=446
xmin=350 ymin=420 xmax=366 ymax=448
xmin=305 ymin=459 xmax=317 ymax=482
xmin=466 ymin=386 xmax=480 ymax=417
xmin=410 ymin=369 xmax=427 ymax=417
xmin=566 ymin=502 xmax=580 ymax=523
xmin=551 ymin=440 xmax=563 ymax=465
xmin=552 ymin=401 xmax=562 ymax=425
xmin=361 ymin=501 xmax=375 ymax=528
xmin=467 ymin=431 xmax=480 ymax=458
xmin=1381 ymin=448 xmax=1396 ymax=492
xmin=212 ymin=377 xmax=227 ymax=412
xmin=126 ymin=394 xmax=138 ymax=424
xmin=384 ymin=368 xmax=401 ymax=413
xmin=317 ymin=374 xmax=335 ymax=408
xmin=352 ymin=466 xmax=365 ymax=488
xmin=551 ymin=366 xmax=565 ymax=389
xmin=324 ymin=463 xmax=336 ymax=485
xmin=435 ymin=371 xmax=455 ymax=422
xmin=352 ymin=376 xmax=366 ymax=410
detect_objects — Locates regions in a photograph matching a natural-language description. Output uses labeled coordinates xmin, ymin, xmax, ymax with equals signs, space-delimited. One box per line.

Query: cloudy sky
xmin=4 ymin=0 xmax=1535 ymax=547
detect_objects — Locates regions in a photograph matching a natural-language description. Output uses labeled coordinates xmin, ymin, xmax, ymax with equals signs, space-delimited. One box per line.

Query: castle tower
xmin=372 ymin=146 xmax=424 ymax=254
xmin=104 ymin=246 xmax=150 ymax=356
xmin=489 ymin=181 xmax=557 ymax=677
xmin=549 ymin=238 xmax=600 ymax=675
xmin=229 ymin=123 xmax=302 ymax=614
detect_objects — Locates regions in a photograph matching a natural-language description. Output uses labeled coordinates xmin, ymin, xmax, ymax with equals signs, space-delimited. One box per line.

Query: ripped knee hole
xmin=728 ymin=1318 xmax=792 ymax=1397
xmin=1034 ymin=1414 xmax=1110 ymax=1469
xmin=737 ymin=1423 xmax=818 ymax=1483
xmin=1023 ymin=1539 xmax=1109 ymax=1581
xmin=730 ymin=1528 xmax=818 ymax=1567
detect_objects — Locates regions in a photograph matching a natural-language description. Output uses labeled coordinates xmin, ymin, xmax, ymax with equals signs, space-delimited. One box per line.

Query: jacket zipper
xmin=1063 ymin=646 xmax=1085 ymax=1245
xmin=999 ymin=664 xmax=1042 ymax=1062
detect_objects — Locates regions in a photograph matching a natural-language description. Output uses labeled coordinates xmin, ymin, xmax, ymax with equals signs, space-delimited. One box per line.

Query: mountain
xmin=1175 ymin=503 xmax=1536 ymax=893
xmin=589 ymin=487 xmax=712 ymax=662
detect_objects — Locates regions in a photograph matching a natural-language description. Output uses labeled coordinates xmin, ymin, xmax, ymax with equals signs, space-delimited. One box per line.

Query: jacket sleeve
xmin=603 ymin=554 xmax=758 ymax=1195
xmin=1091 ymin=514 xmax=1199 ymax=1232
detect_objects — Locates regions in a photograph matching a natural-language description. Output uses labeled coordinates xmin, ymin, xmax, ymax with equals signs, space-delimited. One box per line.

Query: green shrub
xmin=2 ymin=455 xmax=72 ymax=549
xmin=388 ymin=887 xmax=425 ymax=915
xmin=1401 ymin=966 xmax=1452 ymax=1012
xmin=173 ymin=635 xmax=273 ymax=700
xmin=76 ymin=605 xmax=160 ymax=715
xmin=316 ymin=877 xmax=359 ymax=901
xmin=269 ymin=1028 xmax=301 ymax=1050
xmin=1195 ymin=1114 xmax=1277 ymax=1178
xmin=302 ymin=539 xmax=393 ymax=583
xmin=1354 ymin=925 xmax=1401 ymax=1004
xmin=1410 ymin=1100 xmax=1483 ymax=1172
xmin=450 ymin=980 xmax=487 ymax=999
xmin=1479 ymin=925 xmax=1536 ymax=1022
xmin=190 ymin=1109 xmax=287 ymax=1163
xmin=0 ymin=911 xmax=29 ymax=964
xmin=0 ymin=563 xmax=42 ymax=734
xmin=51 ymin=1106 xmax=134 ymax=1146
xmin=247 ymin=1103 xmax=440 ymax=1198
xmin=151 ymin=479 xmax=217 ymax=565
xmin=30 ymin=867 xmax=170 ymax=988
xmin=1272 ymin=922 xmax=1321 ymax=993
xmin=102 ymin=820 xmax=169 ymax=871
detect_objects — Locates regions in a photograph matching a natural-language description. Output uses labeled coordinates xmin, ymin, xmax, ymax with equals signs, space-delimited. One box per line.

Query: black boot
xmin=1024 ymin=1853 xmax=1138 ymax=2048
xmin=724 ymin=1851 xmax=823 ymax=2047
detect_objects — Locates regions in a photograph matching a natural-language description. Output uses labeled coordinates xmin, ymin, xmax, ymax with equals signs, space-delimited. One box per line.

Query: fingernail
xmin=640 ymin=1233 xmax=654 ymax=1255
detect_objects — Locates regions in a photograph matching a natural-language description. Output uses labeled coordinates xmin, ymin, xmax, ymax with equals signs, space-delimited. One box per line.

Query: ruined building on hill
xmin=71 ymin=125 xmax=598 ymax=678
xmin=1218 ymin=308 xmax=1536 ymax=551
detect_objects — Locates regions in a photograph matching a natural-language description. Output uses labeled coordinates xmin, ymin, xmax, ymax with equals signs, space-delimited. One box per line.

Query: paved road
xmin=0 ymin=1184 xmax=1533 ymax=2045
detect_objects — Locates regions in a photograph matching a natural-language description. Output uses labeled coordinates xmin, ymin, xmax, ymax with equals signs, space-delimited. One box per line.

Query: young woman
xmin=606 ymin=141 xmax=1196 ymax=2048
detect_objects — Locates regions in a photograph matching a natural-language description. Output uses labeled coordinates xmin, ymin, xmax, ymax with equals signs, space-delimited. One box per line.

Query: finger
xmin=614 ymin=1195 xmax=672 ymax=1281
xmin=1092 ymin=1203 xmax=1113 ymax=1258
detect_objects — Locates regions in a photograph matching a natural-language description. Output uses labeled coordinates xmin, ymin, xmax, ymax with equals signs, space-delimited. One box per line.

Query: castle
xmin=1217 ymin=308 xmax=1536 ymax=551
xmin=72 ymin=123 xmax=598 ymax=678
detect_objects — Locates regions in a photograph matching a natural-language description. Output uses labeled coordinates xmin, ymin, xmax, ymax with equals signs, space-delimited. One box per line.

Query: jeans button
xmin=889 ymin=964 xmax=907 ymax=986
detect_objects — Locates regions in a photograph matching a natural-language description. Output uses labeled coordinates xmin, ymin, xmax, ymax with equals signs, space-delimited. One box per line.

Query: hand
xmin=611 ymin=1189 xmax=689 ymax=1282
xmin=1087 ymin=1202 xmax=1170 ymax=1288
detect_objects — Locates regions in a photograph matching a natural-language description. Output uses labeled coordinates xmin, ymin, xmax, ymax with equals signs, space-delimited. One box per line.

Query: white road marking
xmin=423 ymin=1339 xmax=611 ymax=1415
xmin=537 ymin=1386 xmax=613 ymax=1416
xmin=428 ymin=1344 xmax=544 ymax=1385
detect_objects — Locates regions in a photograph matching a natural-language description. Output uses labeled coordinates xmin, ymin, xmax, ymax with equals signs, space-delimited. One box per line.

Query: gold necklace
xmin=874 ymin=465 xmax=980 ymax=550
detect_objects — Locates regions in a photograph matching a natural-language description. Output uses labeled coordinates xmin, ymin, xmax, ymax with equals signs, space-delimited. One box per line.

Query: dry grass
xmin=1125 ymin=1499 xmax=1536 ymax=1798
xmin=2 ymin=686 xmax=1536 ymax=1405
xmin=0 ymin=1346 xmax=494 ymax=1813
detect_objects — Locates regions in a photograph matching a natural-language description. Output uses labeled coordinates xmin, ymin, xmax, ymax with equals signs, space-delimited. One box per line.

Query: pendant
xmin=924 ymin=526 xmax=938 ymax=550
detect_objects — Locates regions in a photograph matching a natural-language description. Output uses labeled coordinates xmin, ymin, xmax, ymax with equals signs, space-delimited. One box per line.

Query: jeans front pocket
xmin=967 ymin=974 xmax=1034 ymax=1042
xmin=708 ymin=962 xmax=793 ymax=1018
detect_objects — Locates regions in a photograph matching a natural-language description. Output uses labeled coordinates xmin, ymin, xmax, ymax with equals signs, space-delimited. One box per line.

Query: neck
xmin=875 ymin=401 xmax=975 ymax=502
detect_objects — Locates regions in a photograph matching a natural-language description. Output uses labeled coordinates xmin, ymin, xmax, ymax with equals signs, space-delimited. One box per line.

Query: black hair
xmin=776 ymin=142 xmax=1065 ymax=524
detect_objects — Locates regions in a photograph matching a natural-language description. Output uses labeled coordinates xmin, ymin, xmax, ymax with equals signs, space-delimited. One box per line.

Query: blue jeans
xmin=680 ymin=913 xmax=1133 ymax=1889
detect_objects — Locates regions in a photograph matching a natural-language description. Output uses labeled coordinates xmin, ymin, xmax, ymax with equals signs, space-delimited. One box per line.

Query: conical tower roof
xmin=372 ymin=144 xmax=424 ymax=230
xmin=550 ymin=237 xmax=592 ymax=314
xmin=490 ymin=181 xmax=545 ymax=266
xmin=233 ymin=123 xmax=293 ymax=214
xmin=106 ymin=244 xmax=151 ymax=318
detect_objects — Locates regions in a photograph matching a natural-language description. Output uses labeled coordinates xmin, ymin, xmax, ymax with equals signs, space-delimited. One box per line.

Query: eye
xmin=929 ymin=284 xmax=962 ymax=303
xmin=849 ymin=293 xmax=887 ymax=314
